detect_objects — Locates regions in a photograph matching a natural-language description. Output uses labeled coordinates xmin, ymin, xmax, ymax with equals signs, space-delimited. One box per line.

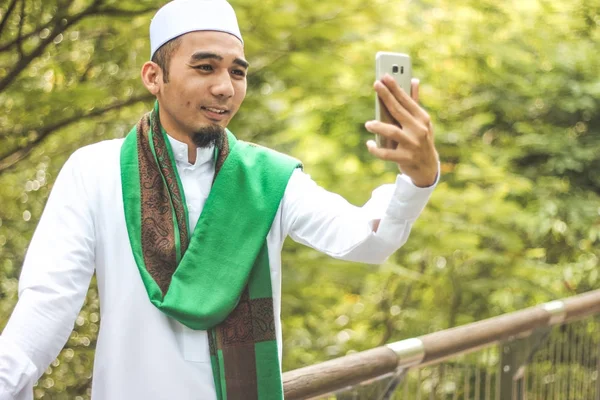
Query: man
xmin=0 ymin=0 xmax=439 ymax=399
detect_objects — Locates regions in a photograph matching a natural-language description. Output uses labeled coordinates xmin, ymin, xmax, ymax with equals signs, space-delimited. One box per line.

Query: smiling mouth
xmin=201 ymin=106 xmax=228 ymax=115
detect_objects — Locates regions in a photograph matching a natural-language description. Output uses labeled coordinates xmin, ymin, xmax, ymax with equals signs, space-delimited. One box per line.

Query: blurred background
xmin=0 ymin=0 xmax=598 ymax=398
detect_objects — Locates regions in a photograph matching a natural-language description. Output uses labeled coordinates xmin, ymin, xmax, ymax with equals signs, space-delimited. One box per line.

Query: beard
xmin=192 ymin=124 xmax=225 ymax=148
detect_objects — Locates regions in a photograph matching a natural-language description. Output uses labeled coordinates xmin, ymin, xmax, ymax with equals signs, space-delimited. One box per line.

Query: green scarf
xmin=120 ymin=104 xmax=301 ymax=399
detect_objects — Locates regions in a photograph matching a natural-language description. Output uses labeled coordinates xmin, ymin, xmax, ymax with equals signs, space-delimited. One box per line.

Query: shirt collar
xmin=166 ymin=134 xmax=215 ymax=168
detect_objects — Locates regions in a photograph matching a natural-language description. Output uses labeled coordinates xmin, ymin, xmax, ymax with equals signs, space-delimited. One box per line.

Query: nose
xmin=210 ymin=70 xmax=234 ymax=99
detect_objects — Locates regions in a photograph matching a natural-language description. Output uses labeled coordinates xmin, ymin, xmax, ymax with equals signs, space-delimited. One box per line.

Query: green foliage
xmin=0 ymin=0 xmax=599 ymax=397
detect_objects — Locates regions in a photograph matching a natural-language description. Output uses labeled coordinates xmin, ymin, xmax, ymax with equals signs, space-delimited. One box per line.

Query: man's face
xmin=155 ymin=31 xmax=248 ymax=136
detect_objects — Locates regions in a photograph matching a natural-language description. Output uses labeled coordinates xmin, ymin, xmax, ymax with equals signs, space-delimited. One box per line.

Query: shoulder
xmin=68 ymin=138 xmax=125 ymax=168
xmin=63 ymin=138 xmax=126 ymax=179
xmin=45 ymin=139 xmax=126 ymax=206
xmin=237 ymin=141 xmax=302 ymax=169
xmin=70 ymin=138 xmax=125 ymax=162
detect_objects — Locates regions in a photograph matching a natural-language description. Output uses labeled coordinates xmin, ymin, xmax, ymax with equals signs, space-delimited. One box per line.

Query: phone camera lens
xmin=392 ymin=65 xmax=399 ymax=74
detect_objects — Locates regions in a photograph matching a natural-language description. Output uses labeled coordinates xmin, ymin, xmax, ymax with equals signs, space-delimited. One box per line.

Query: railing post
xmin=499 ymin=301 xmax=566 ymax=400
xmin=502 ymin=330 xmax=553 ymax=400
xmin=499 ymin=337 xmax=526 ymax=400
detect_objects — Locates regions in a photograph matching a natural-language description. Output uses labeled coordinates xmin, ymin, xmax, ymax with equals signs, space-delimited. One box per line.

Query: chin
xmin=217 ymin=118 xmax=230 ymax=128
xmin=197 ymin=123 xmax=225 ymax=132
xmin=201 ymin=118 xmax=228 ymax=128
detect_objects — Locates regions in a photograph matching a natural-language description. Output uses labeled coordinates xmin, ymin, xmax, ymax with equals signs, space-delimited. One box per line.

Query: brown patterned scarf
xmin=121 ymin=104 xmax=301 ymax=399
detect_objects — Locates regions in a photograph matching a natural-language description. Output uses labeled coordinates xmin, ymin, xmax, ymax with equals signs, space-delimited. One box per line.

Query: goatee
xmin=192 ymin=124 xmax=225 ymax=148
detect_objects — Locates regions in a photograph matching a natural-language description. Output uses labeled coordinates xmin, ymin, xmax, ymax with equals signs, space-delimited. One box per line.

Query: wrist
xmin=405 ymin=167 xmax=438 ymax=188
xmin=411 ymin=176 xmax=436 ymax=188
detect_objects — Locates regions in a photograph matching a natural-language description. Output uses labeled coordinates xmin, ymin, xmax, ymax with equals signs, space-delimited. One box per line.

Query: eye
xmin=193 ymin=64 xmax=213 ymax=71
xmin=231 ymin=69 xmax=246 ymax=77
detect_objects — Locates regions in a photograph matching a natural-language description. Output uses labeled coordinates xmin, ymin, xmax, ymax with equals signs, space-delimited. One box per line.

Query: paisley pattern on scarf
xmin=138 ymin=115 xmax=178 ymax=295
xmin=122 ymin=103 xmax=300 ymax=399
xmin=137 ymin=113 xmax=231 ymax=295
xmin=149 ymin=115 xmax=190 ymax=257
xmin=216 ymin=290 xmax=276 ymax=347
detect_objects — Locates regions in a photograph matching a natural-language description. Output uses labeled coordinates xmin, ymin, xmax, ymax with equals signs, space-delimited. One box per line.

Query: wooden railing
xmin=282 ymin=289 xmax=600 ymax=399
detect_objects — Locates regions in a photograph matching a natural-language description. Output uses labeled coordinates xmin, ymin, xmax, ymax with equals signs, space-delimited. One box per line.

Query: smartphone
xmin=375 ymin=52 xmax=412 ymax=149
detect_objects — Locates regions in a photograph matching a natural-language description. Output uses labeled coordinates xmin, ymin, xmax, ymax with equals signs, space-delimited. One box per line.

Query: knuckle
xmin=376 ymin=126 xmax=390 ymax=138
xmin=391 ymin=125 xmax=402 ymax=137
xmin=391 ymin=99 xmax=401 ymax=119
xmin=407 ymin=137 xmax=420 ymax=149
xmin=422 ymin=113 xmax=431 ymax=125
xmin=382 ymin=151 xmax=394 ymax=161
xmin=417 ymin=125 xmax=429 ymax=140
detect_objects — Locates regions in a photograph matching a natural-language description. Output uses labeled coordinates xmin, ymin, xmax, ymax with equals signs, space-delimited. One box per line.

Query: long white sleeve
xmin=0 ymin=136 xmax=438 ymax=399
xmin=0 ymin=152 xmax=96 ymax=399
xmin=283 ymin=169 xmax=437 ymax=264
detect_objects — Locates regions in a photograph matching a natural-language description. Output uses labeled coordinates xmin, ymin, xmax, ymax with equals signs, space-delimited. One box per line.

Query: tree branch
xmin=446 ymin=266 xmax=462 ymax=328
xmin=0 ymin=2 xmax=155 ymax=93
xmin=0 ymin=93 xmax=153 ymax=174
xmin=0 ymin=0 xmax=19 ymax=37
xmin=0 ymin=18 xmax=54 ymax=53
xmin=16 ymin=0 xmax=25 ymax=58
xmin=0 ymin=0 xmax=77 ymax=53
xmin=78 ymin=61 xmax=94 ymax=83
xmin=0 ymin=0 xmax=77 ymax=54
xmin=95 ymin=6 xmax=157 ymax=17
xmin=376 ymin=256 xmax=429 ymax=346
xmin=0 ymin=11 xmax=83 ymax=93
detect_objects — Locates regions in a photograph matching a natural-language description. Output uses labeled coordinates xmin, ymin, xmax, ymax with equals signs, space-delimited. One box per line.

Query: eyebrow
xmin=190 ymin=51 xmax=249 ymax=69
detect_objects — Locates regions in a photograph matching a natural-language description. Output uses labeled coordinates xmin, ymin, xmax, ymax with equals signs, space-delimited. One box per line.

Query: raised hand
xmin=365 ymin=75 xmax=439 ymax=188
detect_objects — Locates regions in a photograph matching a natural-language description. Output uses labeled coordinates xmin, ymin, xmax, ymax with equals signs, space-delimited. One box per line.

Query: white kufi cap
xmin=149 ymin=0 xmax=243 ymax=59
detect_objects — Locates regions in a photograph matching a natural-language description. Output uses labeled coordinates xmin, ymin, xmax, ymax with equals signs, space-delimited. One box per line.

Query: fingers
xmin=365 ymin=120 xmax=418 ymax=149
xmin=366 ymin=139 xmax=414 ymax=163
xmin=378 ymin=75 xmax=430 ymax=125
xmin=375 ymin=80 xmax=413 ymax=127
xmin=368 ymin=76 xmax=438 ymax=187
xmin=410 ymin=78 xmax=419 ymax=102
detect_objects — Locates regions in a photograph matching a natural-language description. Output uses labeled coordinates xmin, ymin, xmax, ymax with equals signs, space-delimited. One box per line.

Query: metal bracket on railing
xmin=386 ymin=337 xmax=426 ymax=367
xmin=542 ymin=300 xmax=566 ymax=326
xmin=377 ymin=338 xmax=426 ymax=400
xmin=498 ymin=301 xmax=566 ymax=399
xmin=377 ymin=367 xmax=408 ymax=400
xmin=500 ymin=327 xmax=553 ymax=400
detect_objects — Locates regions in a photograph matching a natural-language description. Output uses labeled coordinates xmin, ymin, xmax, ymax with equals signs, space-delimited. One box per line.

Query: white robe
xmin=0 ymin=135 xmax=437 ymax=400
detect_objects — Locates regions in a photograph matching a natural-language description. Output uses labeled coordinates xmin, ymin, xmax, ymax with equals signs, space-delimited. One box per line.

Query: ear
xmin=140 ymin=61 xmax=163 ymax=95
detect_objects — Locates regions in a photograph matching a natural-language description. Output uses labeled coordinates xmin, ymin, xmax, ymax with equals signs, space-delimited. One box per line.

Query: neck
xmin=158 ymin=108 xmax=198 ymax=164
